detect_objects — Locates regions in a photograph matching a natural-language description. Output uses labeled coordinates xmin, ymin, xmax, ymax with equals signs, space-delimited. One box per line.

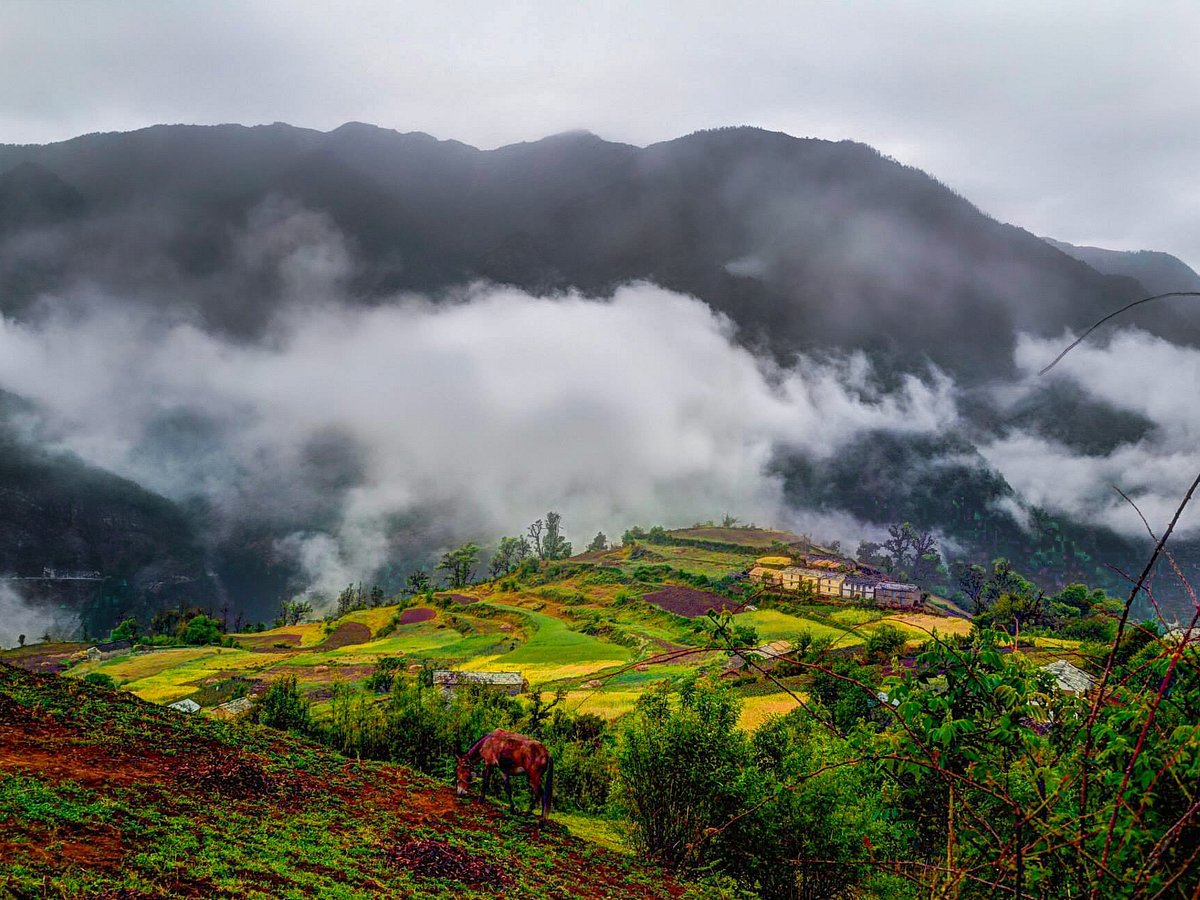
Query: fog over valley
xmin=1 ymin=122 xmax=1199 ymax=640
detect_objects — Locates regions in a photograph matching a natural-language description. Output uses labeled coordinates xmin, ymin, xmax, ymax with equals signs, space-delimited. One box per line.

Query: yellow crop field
xmin=884 ymin=614 xmax=973 ymax=638
xmin=738 ymin=692 xmax=805 ymax=731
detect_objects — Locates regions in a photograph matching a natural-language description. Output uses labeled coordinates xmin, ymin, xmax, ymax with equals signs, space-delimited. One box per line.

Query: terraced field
xmin=7 ymin=540 xmax=974 ymax=734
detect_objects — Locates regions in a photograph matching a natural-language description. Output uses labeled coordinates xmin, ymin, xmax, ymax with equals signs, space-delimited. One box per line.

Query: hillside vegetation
xmin=4 ymin=525 xmax=1197 ymax=898
xmin=0 ymin=664 xmax=686 ymax=899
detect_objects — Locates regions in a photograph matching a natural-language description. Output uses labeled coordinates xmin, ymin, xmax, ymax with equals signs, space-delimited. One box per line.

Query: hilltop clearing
xmin=0 ymin=663 xmax=686 ymax=899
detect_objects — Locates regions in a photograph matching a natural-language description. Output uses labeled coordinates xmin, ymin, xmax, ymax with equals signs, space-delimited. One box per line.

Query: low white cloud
xmin=0 ymin=582 xmax=78 ymax=649
xmin=979 ymin=328 xmax=1200 ymax=538
xmin=0 ymin=281 xmax=958 ymax=601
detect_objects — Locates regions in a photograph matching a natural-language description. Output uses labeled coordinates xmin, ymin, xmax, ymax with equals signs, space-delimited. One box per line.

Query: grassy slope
xmin=5 ymin=539 xmax=986 ymax=734
xmin=0 ymin=664 xmax=685 ymax=899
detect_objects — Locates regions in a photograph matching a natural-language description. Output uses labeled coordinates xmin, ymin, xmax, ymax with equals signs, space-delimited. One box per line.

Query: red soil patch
xmin=398 ymin=607 xmax=436 ymax=624
xmin=319 ymin=622 xmax=372 ymax=649
xmin=443 ymin=593 xmax=479 ymax=605
xmin=386 ymin=838 xmax=511 ymax=887
xmin=642 ymin=586 xmax=743 ymax=618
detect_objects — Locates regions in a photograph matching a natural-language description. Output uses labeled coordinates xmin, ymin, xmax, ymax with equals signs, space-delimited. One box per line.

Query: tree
xmin=255 ymin=675 xmax=313 ymax=734
xmin=335 ymin=583 xmax=366 ymax=617
xmin=179 ymin=614 xmax=222 ymax=646
xmin=615 ymin=675 xmax=750 ymax=868
xmin=856 ymin=540 xmax=888 ymax=568
xmin=951 ymin=560 xmax=987 ymax=612
xmin=276 ymin=598 xmax=313 ymax=627
xmin=438 ymin=543 xmax=480 ymax=588
xmin=109 ymin=617 xmax=140 ymax=642
xmin=405 ymin=569 xmax=431 ymax=596
xmin=865 ymin=623 xmax=906 ymax=661
xmin=587 ymin=531 xmax=608 ymax=552
xmin=369 ymin=585 xmax=385 ymax=607
xmin=527 ymin=519 xmax=544 ymax=559
xmin=17 ymin=634 xmax=25 ymax=648
xmin=489 ymin=535 xmax=530 ymax=578
xmin=542 ymin=511 xmax=572 ymax=560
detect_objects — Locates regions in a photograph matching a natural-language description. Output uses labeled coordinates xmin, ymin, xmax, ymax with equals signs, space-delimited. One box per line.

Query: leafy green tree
xmin=715 ymin=711 xmax=905 ymax=900
xmin=404 ymin=569 xmax=431 ymax=596
xmin=109 ymin=617 xmax=140 ymax=642
xmin=255 ymin=675 xmax=313 ymax=734
xmin=438 ymin=543 xmax=480 ymax=588
xmin=615 ymin=675 xmax=750 ymax=868
xmin=542 ymin=511 xmax=572 ymax=560
xmin=865 ymin=623 xmax=906 ymax=661
xmin=179 ymin=614 xmax=222 ymax=646
xmin=489 ymin=535 xmax=531 ymax=578
xmin=275 ymin=598 xmax=312 ymax=626
xmin=587 ymin=531 xmax=608 ymax=552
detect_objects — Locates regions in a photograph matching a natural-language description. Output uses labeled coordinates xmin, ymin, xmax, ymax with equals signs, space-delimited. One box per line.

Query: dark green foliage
xmin=255 ymin=674 xmax=313 ymax=734
xmin=108 ymin=617 xmax=139 ymax=642
xmin=865 ymin=623 xmax=906 ymax=661
xmin=542 ymin=511 xmax=572 ymax=561
xmin=275 ymin=598 xmax=313 ymax=626
xmin=178 ymin=614 xmax=223 ymax=646
xmin=615 ymin=675 xmax=750 ymax=868
xmin=82 ymin=672 xmax=117 ymax=690
xmin=438 ymin=544 xmax=480 ymax=588
xmin=808 ymin=656 xmax=876 ymax=732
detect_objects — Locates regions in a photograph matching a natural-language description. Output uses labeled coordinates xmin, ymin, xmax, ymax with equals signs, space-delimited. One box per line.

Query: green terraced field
xmin=461 ymin=604 xmax=633 ymax=685
xmin=736 ymin=609 xmax=864 ymax=647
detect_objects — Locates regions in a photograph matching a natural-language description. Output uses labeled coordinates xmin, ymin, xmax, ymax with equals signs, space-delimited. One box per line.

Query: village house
xmin=841 ymin=575 xmax=878 ymax=602
xmin=433 ymin=670 xmax=526 ymax=697
xmin=875 ymin=582 xmax=921 ymax=609
xmin=1041 ymin=659 xmax=1095 ymax=695
xmin=85 ymin=639 xmax=133 ymax=662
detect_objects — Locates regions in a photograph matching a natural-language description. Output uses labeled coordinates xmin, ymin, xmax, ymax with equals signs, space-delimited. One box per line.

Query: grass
xmin=462 ymin=604 xmax=632 ymax=686
xmin=737 ymin=609 xmax=864 ymax=647
xmin=0 ymin=665 xmax=687 ymax=899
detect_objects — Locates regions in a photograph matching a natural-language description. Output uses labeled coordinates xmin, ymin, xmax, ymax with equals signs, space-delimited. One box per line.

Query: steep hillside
xmin=0 ymin=394 xmax=217 ymax=639
xmin=0 ymin=123 xmax=1169 ymax=379
xmin=1045 ymin=237 xmax=1200 ymax=296
xmin=0 ymin=663 xmax=686 ymax=899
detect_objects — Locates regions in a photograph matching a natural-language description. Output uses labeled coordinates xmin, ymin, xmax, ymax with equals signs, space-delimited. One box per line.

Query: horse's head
xmin=454 ymin=753 xmax=472 ymax=797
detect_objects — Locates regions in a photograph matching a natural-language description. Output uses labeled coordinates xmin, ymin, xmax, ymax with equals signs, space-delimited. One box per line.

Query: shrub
xmin=614 ymin=674 xmax=750 ymax=868
xmin=83 ymin=672 xmax=117 ymax=690
xmin=179 ymin=614 xmax=223 ymax=646
xmin=255 ymin=675 xmax=313 ymax=734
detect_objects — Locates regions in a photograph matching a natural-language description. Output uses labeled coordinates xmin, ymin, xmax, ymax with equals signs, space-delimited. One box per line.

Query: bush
xmin=865 ymin=623 xmax=907 ymax=661
xmin=83 ymin=672 xmax=117 ymax=690
xmin=614 ymin=675 xmax=750 ymax=868
xmin=179 ymin=614 xmax=223 ymax=646
xmin=255 ymin=675 xmax=313 ymax=734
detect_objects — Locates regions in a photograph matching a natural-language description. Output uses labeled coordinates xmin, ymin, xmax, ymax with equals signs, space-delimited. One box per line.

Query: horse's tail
xmin=542 ymin=754 xmax=553 ymax=818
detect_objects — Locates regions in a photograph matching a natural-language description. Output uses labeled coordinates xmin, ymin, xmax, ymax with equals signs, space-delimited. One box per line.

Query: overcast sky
xmin=3 ymin=1 xmax=1198 ymax=267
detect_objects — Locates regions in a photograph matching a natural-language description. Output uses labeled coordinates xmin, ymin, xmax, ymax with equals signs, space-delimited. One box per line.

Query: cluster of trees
xmin=951 ymin=558 xmax=1129 ymax=644
xmin=334 ymin=583 xmax=388 ymax=617
xmin=106 ymin=609 xmax=229 ymax=647
xmin=614 ymin=626 xmax=1199 ymax=898
xmin=856 ymin=522 xmax=942 ymax=584
xmin=439 ymin=510 xmax=578 ymax=589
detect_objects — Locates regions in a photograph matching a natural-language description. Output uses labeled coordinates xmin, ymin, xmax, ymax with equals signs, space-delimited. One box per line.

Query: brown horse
xmin=455 ymin=728 xmax=553 ymax=819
